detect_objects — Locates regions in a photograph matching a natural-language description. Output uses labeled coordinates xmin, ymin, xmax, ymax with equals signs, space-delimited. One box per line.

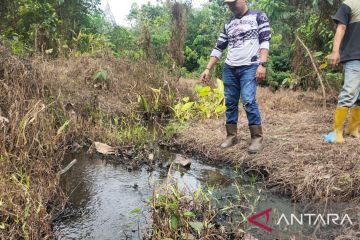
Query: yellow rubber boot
xmin=333 ymin=106 xmax=349 ymax=144
xmin=347 ymin=106 xmax=360 ymax=138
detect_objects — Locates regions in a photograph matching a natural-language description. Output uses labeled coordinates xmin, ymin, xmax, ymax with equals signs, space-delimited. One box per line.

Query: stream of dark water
xmin=53 ymin=149 xmax=355 ymax=240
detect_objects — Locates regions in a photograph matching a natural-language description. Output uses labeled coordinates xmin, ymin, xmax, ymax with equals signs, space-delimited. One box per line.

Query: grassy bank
xmin=173 ymin=87 xmax=360 ymax=203
xmin=0 ymin=45 xmax=64 ymax=239
xmin=0 ymin=44 xmax=188 ymax=239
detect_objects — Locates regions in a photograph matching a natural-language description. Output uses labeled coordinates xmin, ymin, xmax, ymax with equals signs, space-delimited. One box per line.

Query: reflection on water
xmin=53 ymin=150 xmax=352 ymax=240
xmin=54 ymin=150 xmax=254 ymax=240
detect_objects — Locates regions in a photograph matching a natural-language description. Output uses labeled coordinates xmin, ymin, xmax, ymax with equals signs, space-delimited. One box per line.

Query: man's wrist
xmin=205 ymin=67 xmax=211 ymax=71
xmin=259 ymin=61 xmax=267 ymax=68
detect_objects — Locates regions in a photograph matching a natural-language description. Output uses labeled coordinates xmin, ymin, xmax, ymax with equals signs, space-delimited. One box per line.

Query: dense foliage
xmin=0 ymin=0 xmax=343 ymax=89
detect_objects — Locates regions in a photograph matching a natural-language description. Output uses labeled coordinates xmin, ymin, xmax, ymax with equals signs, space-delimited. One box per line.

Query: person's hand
xmin=256 ymin=65 xmax=266 ymax=81
xmin=200 ymin=69 xmax=210 ymax=84
xmin=329 ymin=51 xmax=340 ymax=68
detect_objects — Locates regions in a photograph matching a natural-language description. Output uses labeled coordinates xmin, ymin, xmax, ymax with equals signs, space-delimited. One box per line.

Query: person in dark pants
xmin=325 ymin=0 xmax=360 ymax=144
xmin=200 ymin=0 xmax=271 ymax=154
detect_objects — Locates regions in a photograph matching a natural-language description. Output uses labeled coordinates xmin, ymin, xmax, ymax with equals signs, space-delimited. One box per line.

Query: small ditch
xmin=53 ymin=148 xmax=356 ymax=240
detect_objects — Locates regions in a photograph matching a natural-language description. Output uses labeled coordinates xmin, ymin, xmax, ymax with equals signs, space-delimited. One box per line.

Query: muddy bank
xmin=173 ymin=87 xmax=360 ymax=203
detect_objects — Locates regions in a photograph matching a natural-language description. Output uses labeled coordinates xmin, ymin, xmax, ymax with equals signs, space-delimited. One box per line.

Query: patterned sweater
xmin=210 ymin=10 xmax=271 ymax=67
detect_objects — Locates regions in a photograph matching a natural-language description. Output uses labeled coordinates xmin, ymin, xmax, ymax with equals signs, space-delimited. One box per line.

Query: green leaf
xmin=198 ymin=86 xmax=211 ymax=92
xmin=198 ymin=105 xmax=209 ymax=113
xmin=168 ymin=202 xmax=178 ymax=210
xmin=183 ymin=211 xmax=196 ymax=218
xmin=314 ymin=51 xmax=323 ymax=57
xmin=170 ymin=215 xmax=178 ymax=230
xmin=92 ymin=70 xmax=107 ymax=81
xmin=216 ymin=78 xmax=224 ymax=93
xmin=194 ymin=84 xmax=203 ymax=92
xmin=56 ymin=0 xmax=65 ymax=5
xmin=181 ymin=102 xmax=194 ymax=112
xmin=138 ymin=95 xmax=149 ymax=113
xmin=189 ymin=221 xmax=204 ymax=234
xmin=174 ymin=103 xmax=182 ymax=111
xmin=130 ymin=208 xmax=141 ymax=214
xmin=157 ymin=195 xmax=168 ymax=202
xmin=150 ymin=87 xmax=161 ymax=94
xmin=196 ymin=86 xmax=211 ymax=96
xmin=282 ymin=78 xmax=289 ymax=85
xmin=182 ymin=97 xmax=190 ymax=103
xmin=320 ymin=63 xmax=328 ymax=69
xmin=198 ymin=91 xmax=211 ymax=97
xmin=57 ymin=120 xmax=71 ymax=135
xmin=215 ymin=105 xmax=226 ymax=113
xmin=196 ymin=86 xmax=211 ymax=97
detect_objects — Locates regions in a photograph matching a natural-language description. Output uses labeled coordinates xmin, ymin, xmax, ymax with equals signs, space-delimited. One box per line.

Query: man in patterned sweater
xmin=200 ymin=0 xmax=271 ymax=154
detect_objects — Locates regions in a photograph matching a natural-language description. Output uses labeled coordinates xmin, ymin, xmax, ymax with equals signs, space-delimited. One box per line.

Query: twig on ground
xmin=57 ymin=159 xmax=77 ymax=176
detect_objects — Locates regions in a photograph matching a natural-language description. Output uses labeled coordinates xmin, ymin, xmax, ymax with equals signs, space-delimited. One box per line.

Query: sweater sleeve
xmin=210 ymin=25 xmax=228 ymax=59
xmin=257 ymin=12 xmax=271 ymax=50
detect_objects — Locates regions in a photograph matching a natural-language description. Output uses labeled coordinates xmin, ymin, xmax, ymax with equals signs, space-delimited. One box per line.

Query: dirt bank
xmin=174 ymin=87 xmax=360 ymax=203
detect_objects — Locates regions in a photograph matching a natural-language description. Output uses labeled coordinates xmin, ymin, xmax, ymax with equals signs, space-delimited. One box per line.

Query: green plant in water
xmin=148 ymin=183 xmax=219 ymax=239
xmin=129 ymin=208 xmax=142 ymax=227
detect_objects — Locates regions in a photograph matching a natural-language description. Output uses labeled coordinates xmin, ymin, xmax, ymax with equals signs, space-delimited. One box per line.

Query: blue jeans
xmin=338 ymin=60 xmax=360 ymax=107
xmin=223 ymin=63 xmax=261 ymax=125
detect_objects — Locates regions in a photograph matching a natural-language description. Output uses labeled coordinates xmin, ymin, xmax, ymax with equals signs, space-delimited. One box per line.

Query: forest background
xmin=0 ymin=0 xmax=344 ymax=91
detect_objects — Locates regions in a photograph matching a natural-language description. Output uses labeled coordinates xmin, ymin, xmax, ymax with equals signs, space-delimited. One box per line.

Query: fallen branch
xmin=296 ymin=35 xmax=327 ymax=109
xmin=57 ymin=159 xmax=77 ymax=176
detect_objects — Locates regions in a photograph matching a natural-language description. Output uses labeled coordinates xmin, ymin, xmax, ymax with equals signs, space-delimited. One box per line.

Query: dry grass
xmin=174 ymin=87 xmax=360 ymax=203
xmin=33 ymin=55 xmax=177 ymax=115
xmin=0 ymin=45 xmax=185 ymax=239
xmin=31 ymin=54 xmax=194 ymax=144
xmin=0 ymin=45 xmax=64 ymax=239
